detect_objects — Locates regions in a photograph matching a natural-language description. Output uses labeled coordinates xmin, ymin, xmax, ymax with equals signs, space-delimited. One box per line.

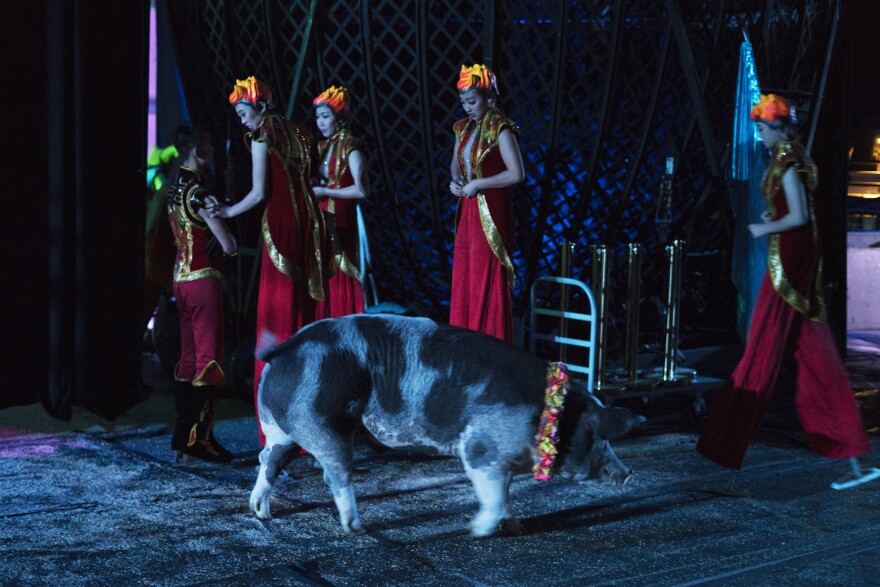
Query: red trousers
xmin=449 ymin=199 xmax=512 ymax=343
xmin=316 ymin=271 xmax=364 ymax=319
xmin=696 ymin=274 xmax=869 ymax=469
xmin=253 ymin=247 xmax=316 ymax=445
xmin=173 ymin=278 xmax=224 ymax=384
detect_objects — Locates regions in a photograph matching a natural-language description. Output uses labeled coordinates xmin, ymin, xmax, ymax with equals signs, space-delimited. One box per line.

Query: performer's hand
xmin=747 ymin=223 xmax=767 ymax=238
xmin=461 ymin=180 xmax=480 ymax=198
xmin=313 ymin=186 xmax=328 ymax=198
xmin=210 ymin=205 xmax=230 ymax=219
xmin=450 ymin=178 xmax=465 ymax=197
xmin=761 ymin=211 xmax=773 ymax=222
xmin=203 ymin=195 xmax=221 ymax=212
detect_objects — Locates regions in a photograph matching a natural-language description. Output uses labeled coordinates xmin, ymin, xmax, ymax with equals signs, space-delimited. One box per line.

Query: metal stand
xmin=558 ymin=241 xmax=576 ymax=363
xmin=592 ymin=245 xmax=624 ymax=393
xmin=530 ymin=276 xmax=598 ymax=392
xmin=654 ymin=239 xmax=694 ymax=386
xmin=620 ymin=243 xmax=655 ymax=390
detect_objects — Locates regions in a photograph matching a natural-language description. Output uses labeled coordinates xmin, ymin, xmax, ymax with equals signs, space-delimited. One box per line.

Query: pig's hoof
xmin=250 ymin=496 xmax=272 ymax=521
xmin=344 ymin=519 xmax=365 ymax=535
xmin=602 ymin=467 xmax=633 ymax=486
xmin=498 ymin=517 xmax=525 ymax=537
xmin=469 ymin=514 xmax=499 ymax=537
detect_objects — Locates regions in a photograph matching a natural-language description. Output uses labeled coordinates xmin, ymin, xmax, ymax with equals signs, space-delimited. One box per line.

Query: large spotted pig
xmin=249 ymin=314 xmax=644 ymax=537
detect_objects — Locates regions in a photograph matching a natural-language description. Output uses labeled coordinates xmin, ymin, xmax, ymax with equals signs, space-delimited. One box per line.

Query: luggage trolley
xmin=529 ymin=276 xmax=597 ymax=394
xmin=530 ymin=275 xmax=717 ymax=424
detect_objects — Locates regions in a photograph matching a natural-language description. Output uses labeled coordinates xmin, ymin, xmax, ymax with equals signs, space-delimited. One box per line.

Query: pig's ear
xmin=595 ymin=406 xmax=646 ymax=440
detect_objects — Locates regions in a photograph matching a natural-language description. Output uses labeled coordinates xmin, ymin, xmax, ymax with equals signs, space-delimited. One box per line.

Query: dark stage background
xmin=168 ymin=0 xmax=846 ymax=346
xmin=6 ymin=0 xmax=866 ymax=419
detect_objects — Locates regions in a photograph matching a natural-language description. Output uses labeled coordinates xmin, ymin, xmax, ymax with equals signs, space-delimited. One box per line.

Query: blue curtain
xmin=729 ymin=37 xmax=766 ymax=341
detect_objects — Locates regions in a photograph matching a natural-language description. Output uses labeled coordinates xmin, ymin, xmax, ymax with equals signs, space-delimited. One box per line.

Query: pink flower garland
xmin=533 ymin=362 xmax=570 ymax=480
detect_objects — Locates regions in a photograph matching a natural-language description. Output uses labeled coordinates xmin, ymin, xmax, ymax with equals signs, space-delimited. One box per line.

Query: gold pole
xmin=622 ymin=243 xmax=655 ymax=389
xmin=624 ymin=243 xmax=641 ymax=380
xmin=592 ymin=245 xmax=607 ymax=389
xmin=592 ymin=244 xmax=622 ymax=392
xmin=558 ymin=241 xmax=574 ymax=362
xmin=660 ymin=239 xmax=691 ymax=386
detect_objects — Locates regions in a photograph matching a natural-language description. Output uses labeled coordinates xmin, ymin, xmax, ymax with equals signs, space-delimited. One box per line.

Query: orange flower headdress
xmin=228 ymin=76 xmax=274 ymax=108
xmin=313 ymin=85 xmax=351 ymax=115
xmin=457 ymin=64 xmax=499 ymax=95
xmin=750 ymin=93 xmax=796 ymax=127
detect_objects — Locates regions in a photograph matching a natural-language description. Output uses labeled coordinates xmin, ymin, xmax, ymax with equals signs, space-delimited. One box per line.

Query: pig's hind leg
xmin=250 ymin=441 xmax=299 ymax=520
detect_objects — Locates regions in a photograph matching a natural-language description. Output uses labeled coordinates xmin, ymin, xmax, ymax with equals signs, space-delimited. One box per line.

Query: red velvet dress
xmin=249 ymin=114 xmax=327 ymax=444
xmin=168 ymin=166 xmax=226 ymax=388
xmin=315 ymin=129 xmax=366 ymax=319
xmin=696 ymin=140 xmax=868 ymax=469
xmin=449 ymin=108 xmax=518 ymax=343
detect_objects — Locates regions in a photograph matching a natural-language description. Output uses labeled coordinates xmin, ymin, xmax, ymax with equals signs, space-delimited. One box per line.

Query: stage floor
xmin=1 ymin=335 xmax=879 ymax=586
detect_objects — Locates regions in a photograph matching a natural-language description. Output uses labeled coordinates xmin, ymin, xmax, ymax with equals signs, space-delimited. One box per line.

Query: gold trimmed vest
xmin=317 ymin=128 xmax=369 ymax=281
xmin=168 ymin=167 xmax=223 ymax=283
xmin=247 ymin=113 xmax=327 ymax=300
xmin=453 ymin=107 xmax=520 ymax=290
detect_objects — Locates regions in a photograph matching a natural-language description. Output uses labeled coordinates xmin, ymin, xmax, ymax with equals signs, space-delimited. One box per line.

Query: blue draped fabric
xmin=729 ymin=38 xmax=767 ymax=341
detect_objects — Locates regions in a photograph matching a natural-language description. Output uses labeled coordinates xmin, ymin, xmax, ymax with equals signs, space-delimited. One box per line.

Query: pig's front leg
xmin=589 ymin=439 xmax=633 ymax=486
xmin=464 ymin=465 xmax=523 ymax=537
xmin=321 ymin=463 xmax=364 ymax=535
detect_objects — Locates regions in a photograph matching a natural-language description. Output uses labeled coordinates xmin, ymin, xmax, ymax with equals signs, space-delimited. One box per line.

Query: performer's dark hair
xmin=173 ymin=122 xmax=209 ymax=159
xmin=462 ymin=86 xmax=499 ymax=105
xmin=775 ymin=116 xmax=800 ymax=141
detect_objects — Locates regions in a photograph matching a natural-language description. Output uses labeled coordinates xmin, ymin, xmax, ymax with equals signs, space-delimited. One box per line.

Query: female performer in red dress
xmin=696 ymin=94 xmax=869 ymax=472
xmin=312 ymin=86 xmax=368 ymax=318
xmin=448 ymin=64 xmax=524 ymax=343
xmin=215 ymin=76 xmax=327 ymax=445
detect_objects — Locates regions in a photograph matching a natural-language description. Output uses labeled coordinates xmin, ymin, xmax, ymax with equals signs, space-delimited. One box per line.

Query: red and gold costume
xmin=168 ymin=166 xmax=226 ymax=388
xmin=231 ymin=75 xmax=327 ymax=445
xmin=247 ymin=112 xmax=327 ymax=444
xmin=315 ymin=127 xmax=367 ymax=318
xmin=312 ymin=85 xmax=366 ymax=318
xmin=697 ymin=138 xmax=868 ymax=469
xmin=450 ymin=106 xmax=518 ymax=342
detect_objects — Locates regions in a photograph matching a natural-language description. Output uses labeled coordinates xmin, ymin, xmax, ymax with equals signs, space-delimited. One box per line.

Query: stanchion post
xmin=558 ymin=241 xmax=574 ymax=362
xmin=660 ymin=239 xmax=692 ymax=386
xmin=623 ymin=243 xmax=655 ymax=389
xmin=624 ymin=243 xmax=641 ymax=379
xmin=592 ymin=244 xmax=622 ymax=392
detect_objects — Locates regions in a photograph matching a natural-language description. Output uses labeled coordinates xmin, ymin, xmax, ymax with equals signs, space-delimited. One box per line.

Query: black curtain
xmin=3 ymin=1 xmax=149 ymax=420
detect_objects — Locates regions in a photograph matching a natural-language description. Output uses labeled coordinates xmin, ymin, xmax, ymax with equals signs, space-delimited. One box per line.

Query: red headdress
xmin=750 ymin=93 xmax=793 ymax=127
xmin=228 ymin=76 xmax=273 ymax=108
xmin=457 ymin=64 xmax=498 ymax=95
xmin=313 ymin=86 xmax=351 ymax=115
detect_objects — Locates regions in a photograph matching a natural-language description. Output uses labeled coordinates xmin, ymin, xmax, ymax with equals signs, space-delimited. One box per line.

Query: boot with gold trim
xmin=190 ymin=385 xmax=233 ymax=463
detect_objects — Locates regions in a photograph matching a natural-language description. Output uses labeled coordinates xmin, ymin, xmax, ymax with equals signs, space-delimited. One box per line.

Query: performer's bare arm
xmin=199 ymin=211 xmax=238 ymax=255
xmin=460 ymin=128 xmax=524 ymax=198
xmin=313 ymin=149 xmax=369 ymax=200
xmin=212 ymin=141 xmax=268 ymax=218
xmin=748 ymin=167 xmax=808 ymax=238
xmin=449 ymin=134 xmax=465 ymax=197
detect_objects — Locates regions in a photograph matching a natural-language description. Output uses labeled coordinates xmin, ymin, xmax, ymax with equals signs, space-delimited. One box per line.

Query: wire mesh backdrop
xmin=167 ymin=0 xmax=838 ymax=352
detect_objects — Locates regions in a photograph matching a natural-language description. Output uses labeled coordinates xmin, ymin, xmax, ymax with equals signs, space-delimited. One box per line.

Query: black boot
xmin=191 ymin=385 xmax=233 ymax=463
xmin=171 ymin=380 xmax=195 ymax=457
